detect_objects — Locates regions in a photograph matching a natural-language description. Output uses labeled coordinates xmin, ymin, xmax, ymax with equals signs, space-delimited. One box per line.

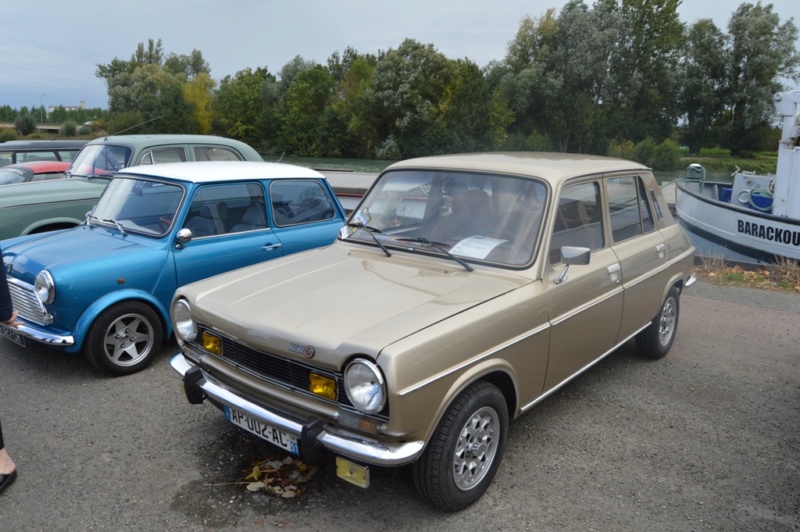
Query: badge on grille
xmin=289 ymin=343 xmax=315 ymax=358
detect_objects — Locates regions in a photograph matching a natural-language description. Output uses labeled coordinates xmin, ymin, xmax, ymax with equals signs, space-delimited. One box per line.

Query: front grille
xmin=7 ymin=278 xmax=50 ymax=326
xmin=197 ymin=325 xmax=358 ymax=411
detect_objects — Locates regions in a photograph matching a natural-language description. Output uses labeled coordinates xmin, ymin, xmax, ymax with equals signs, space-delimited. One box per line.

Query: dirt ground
xmin=0 ymin=280 xmax=798 ymax=530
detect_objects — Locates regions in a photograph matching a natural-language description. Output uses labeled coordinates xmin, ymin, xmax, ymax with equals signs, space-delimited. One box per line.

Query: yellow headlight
xmin=309 ymin=372 xmax=337 ymax=400
xmin=201 ymin=331 xmax=221 ymax=355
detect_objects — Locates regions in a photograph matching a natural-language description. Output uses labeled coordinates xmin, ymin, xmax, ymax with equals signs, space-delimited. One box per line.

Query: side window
xmin=144 ymin=147 xmax=187 ymax=164
xmin=550 ymin=181 xmax=604 ymax=263
xmin=57 ymin=150 xmax=80 ymax=162
xmin=184 ymin=183 xmax=266 ymax=237
xmin=606 ymin=176 xmax=654 ymax=242
xmin=270 ymin=180 xmax=335 ymax=226
xmin=193 ymin=146 xmax=243 ymax=161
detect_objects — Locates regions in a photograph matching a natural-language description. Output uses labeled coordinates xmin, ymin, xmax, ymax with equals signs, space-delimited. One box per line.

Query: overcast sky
xmin=1 ymin=0 xmax=798 ymax=111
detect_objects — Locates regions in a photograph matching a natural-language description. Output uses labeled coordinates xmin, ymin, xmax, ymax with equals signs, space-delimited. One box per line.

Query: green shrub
xmin=0 ymin=129 xmax=17 ymax=142
xmin=607 ymin=139 xmax=636 ymax=161
xmin=634 ymin=138 xmax=657 ymax=167
xmin=60 ymin=121 xmax=77 ymax=137
xmin=15 ymin=114 xmax=36 ymax=136
xmin=652 ymin=138 xmax=681 ymax=170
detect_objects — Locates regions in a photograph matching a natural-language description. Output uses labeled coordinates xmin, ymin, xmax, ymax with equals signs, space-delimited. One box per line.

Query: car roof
xmin=5 ymin=161 xmax=71 ymax=171
xmin=117 ymin=161 xmax=324 ymax=184
xmin=0 ymin=140 xmax=88 ymax=150
xmin=83 ymin=134 xmax=263 ymax=161
xmin=387 ymin=152 xmax=650 ymax=187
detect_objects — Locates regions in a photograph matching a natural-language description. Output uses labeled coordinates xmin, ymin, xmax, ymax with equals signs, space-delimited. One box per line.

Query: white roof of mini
xmin=118 ymin=161 xmax=324 ymax=183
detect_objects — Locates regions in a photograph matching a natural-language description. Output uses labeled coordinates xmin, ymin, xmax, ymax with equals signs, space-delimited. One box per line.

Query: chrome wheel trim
xmin=102 ymin=312 xmax=155 ymax=367
xmin=453 ymin=405 xmax=500 ymax=491
xmin=658 ymin=297 xmax=677 ymax=346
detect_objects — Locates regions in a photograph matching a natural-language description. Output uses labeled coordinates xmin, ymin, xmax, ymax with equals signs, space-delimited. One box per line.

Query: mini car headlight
xmin=34 ymin=270 xmax=55 ymax=304
xmin=344 ymin=359 xmax=386 ymax=414
xmin=172 ymin=299 xmax=197 ymax=342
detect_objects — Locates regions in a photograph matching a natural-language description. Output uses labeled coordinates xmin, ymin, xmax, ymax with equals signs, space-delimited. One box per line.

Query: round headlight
xmin=172 ymin=299 xmax=197 ymax=342
xmin=344 ymin=359 xmax=386 ymax=414
xmin=34 ymin=270 xmax=55 ymax=304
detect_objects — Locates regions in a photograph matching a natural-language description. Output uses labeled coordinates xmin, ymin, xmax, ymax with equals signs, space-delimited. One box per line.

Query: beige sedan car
xmin=170 ymin=153 xmax=696 ymax=511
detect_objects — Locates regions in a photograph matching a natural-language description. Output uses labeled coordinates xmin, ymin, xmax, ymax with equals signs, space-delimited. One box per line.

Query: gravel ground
xmin=0 ymin=280 xmax=798 ymax=531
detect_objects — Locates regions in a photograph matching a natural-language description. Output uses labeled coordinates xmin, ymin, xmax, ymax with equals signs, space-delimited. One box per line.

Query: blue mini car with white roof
xmin=1 ymin=161 xmax=345 ymax=375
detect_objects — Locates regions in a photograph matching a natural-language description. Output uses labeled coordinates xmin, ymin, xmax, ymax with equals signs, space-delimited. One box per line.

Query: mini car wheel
xmin=412 ymin=381 xmax=508 ymax=511
xmin=636 ymin=286 xmax=680 ymax=360
xmin=85 ymin=301 xmax=163 ymax=376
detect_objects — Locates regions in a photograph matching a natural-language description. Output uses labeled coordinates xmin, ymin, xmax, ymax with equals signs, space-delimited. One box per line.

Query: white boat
xmin=675 ymin=91 xmax=800 ymax=263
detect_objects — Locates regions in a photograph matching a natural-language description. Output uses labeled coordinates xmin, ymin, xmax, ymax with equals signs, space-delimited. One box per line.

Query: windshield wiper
xmin=102 ymin=218 xmax=127 ymax=235
xmin=397 ymin=237 xmax=473 ymax=272
xmin=346 ymin=222 xmax=391 ymax=257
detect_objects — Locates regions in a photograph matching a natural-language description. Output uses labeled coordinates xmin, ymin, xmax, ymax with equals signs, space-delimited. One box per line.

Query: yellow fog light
xmin=201 ymin=331 xmax=221 ymax=355
xmin=309 ymin=372 xmax=337 ymax=400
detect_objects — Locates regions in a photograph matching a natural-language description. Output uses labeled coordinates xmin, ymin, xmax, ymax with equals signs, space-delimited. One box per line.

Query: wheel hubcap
xmin=103 ymin=313 xmax=154 ymax=366
xmin=453 ymin=406 xmax=499 ymax=491
xmin=658 ymin=297 xmax=676 ymax=346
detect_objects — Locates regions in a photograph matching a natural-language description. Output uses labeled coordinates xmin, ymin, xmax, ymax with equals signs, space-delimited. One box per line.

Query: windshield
xmin=89 ymin=176 xmax=185 ymax=236
xmin=67 ymin=144 xmax=133 ymax=178
xmin=0 ymin=166 xmax=29 ymax=185
xmin=341 ymin=169 xmax=548 ymax=267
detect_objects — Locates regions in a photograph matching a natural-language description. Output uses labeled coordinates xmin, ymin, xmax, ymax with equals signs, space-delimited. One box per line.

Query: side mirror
xmin=554 ymin=246 xmax=590 ymax=285
xmin=175 ymin=228 xmax=193 ymax=249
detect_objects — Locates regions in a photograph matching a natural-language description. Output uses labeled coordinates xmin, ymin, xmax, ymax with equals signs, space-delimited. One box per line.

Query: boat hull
xmin=675 ymin=182 xmax=800 ymax=263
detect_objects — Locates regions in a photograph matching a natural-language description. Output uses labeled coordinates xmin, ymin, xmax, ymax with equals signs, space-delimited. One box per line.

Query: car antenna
xmin=106 ymin=115 xmax=166 ymax=138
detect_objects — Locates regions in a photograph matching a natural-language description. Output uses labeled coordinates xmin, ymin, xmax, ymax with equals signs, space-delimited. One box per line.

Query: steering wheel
xmin=158 ymin=216 xmax=173 ymax=232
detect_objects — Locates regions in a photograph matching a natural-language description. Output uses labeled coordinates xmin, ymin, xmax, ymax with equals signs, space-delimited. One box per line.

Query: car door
xmin=543 ymin=179 xmax=624 ymax=390
xmin=173 ymin=182 xmax=284 ymax=287
xmin=268 ymin=180 xmax=342 ymax=255
xmin=605 ymin=175 xmax=668 ymax=342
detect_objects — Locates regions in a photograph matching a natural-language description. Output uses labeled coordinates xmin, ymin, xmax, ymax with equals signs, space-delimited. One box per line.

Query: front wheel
xmin=636 ymin=286 xmax=680 ymax=360
xmin=85 ymin=301 xmax=163 ymax=376
xmin=412 ymin=381 xmax=508 ymax=511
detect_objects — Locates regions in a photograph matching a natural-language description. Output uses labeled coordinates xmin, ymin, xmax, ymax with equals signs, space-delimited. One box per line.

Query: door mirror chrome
xmin=175 ymin=228 xmax=193 ymax=249
xmin=554 ymin=246 xmax=590 ymax=285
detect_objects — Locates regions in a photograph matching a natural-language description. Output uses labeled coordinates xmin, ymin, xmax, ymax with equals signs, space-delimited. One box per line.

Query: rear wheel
xmin=636 ymin=286 xmax=680 ymax=359
xmin=412 ymin=381 xmax=508 ymax=511
xmin=85 ymin=301 xmax=163 ymax=376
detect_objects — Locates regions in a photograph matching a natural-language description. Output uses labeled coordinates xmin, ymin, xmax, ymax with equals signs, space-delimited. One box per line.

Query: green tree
xmin=367 ymin=39 xmax=454 ymax=158
xmin=726 ymin=2 xmax=800 ymax=156
xmin=324 ymin=49 xmax=378 ymax=157
xmin=276 ymin=65 xmax=334 ymax=156
xmin=213 ymin=67 xmax=272 ymax=146
xmin=677 ymin=20 xmax=728 ymax=154
xmin=15 ymin=114 xmax=36 ymax=136
xmin=184 ymin=72 xmax=215 ymax=134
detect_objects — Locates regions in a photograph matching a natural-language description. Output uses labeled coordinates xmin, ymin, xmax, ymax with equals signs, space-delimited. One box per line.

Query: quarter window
xmin=270 ymin=181 xmax=335 ymax=226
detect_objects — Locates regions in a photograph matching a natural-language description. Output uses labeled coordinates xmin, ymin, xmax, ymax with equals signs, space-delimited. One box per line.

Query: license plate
xmin=224 ymin=405 xmax=299 ymax=455
xmin=0 ymin=324 xmax=25 ymax=347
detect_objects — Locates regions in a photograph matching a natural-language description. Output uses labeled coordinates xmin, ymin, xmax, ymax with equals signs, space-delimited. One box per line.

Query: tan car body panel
xmin=172 ymin=152 xmax=695 ymax=463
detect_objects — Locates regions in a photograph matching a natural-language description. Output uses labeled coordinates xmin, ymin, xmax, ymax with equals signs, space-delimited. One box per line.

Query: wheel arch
xmin=69 ymin=289 xmax=172 ymax=352
xmin=23 ymin=217 xmax=83 ymax=235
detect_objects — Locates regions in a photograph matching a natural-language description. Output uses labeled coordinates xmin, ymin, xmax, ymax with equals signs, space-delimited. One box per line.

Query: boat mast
xmin=772 ymin=91 xmax=800 ymax=218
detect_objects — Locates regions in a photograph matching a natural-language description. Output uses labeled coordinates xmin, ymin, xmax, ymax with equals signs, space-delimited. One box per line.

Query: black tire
xmin=85 ymin=301 xmax=163 ymax=376
xmin=636 ymin=286 xmax=680 ymax=360
xmin=412 ymin=381 xmax=508 ymax=512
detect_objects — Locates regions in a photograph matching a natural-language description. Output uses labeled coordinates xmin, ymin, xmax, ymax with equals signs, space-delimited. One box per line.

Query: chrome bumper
xmin=686 ymin=273 xmax=697 ymax=287
xmin=170 ymin=353 xmax=424 ymax=467
xmin=15 ymin=322 xmax=75 ymax=346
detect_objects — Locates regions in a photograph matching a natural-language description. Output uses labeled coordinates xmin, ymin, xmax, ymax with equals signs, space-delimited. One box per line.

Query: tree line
xmin=3 ymin=1 xmax=799 ymax=169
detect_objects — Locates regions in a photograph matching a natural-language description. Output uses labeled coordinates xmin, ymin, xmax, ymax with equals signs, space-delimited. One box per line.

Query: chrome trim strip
xmin=549 ymin=285 xmax=624 ymax=328
xmin=519 ymin=323 xmax=650 ymax=414
xmin=397 ymin=322 xmax=551 ymax=397
xmin=170 ymin=354 xmax=424 ymax=467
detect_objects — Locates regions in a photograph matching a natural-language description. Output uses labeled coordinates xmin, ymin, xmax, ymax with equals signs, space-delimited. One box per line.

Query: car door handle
xmin=263 ymin=242 xmax=282 ymax=251
xmin=607 ymin=263 xmax=621 ymax=284
xmin=656 ymin=243 xmax=666 ymax=258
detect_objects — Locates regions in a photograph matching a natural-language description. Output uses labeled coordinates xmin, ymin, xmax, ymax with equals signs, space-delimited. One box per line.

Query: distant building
xmin=48 ymin=100 xmax=87 ymax=113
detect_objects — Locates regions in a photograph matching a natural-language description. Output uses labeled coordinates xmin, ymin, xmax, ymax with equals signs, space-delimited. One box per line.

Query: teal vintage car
xmin=0 ymin=134 xmax=263 ymax=240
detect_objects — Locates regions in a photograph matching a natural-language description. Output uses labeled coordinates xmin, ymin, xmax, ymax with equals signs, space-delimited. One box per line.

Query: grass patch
xmin=693 ymin=256 xmax=800 ymax=292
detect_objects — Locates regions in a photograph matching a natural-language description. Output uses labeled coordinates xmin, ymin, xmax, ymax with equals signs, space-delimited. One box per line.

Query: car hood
xmin=3 ymin=225 xmax=161 ymax=284
xmin=182 ymin=243 xmax=532 ymax=369
xmin=0 ymin=177 xmax=107 ymax=209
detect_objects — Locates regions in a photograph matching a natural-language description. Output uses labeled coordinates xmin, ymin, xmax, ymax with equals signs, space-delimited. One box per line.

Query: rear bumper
xmin=170 ymin=353 xmax=424 ymax=467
